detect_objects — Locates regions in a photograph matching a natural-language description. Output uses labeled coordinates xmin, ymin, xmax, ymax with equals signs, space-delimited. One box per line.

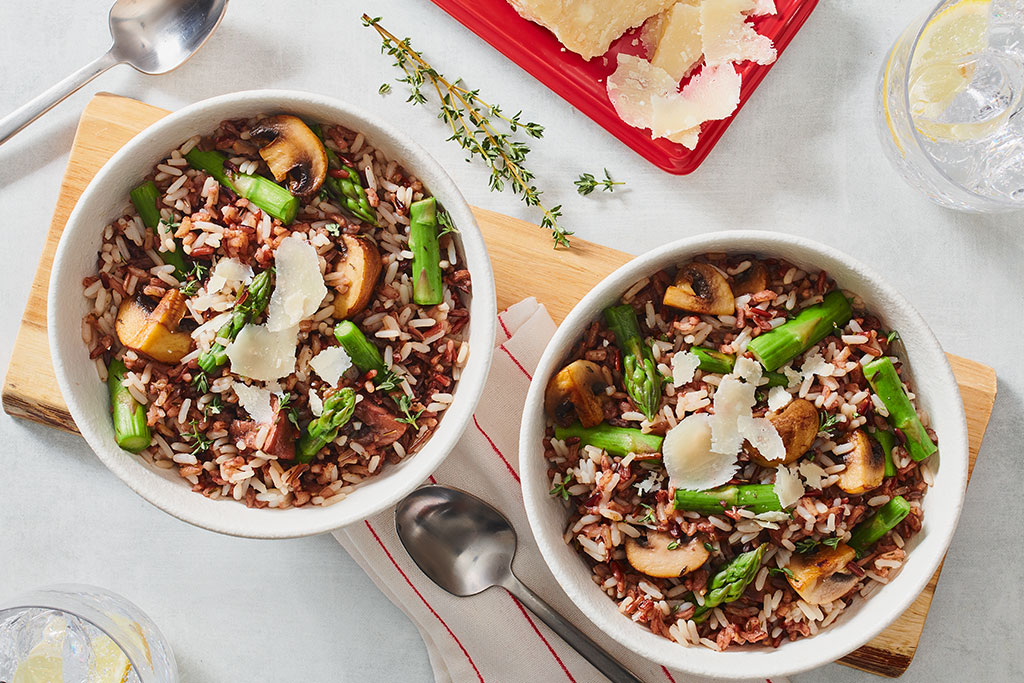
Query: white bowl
xmin=519 ymin=231 xmax=967 ymax=679
xmin=50 ymin=90 xmax=496 ymax=538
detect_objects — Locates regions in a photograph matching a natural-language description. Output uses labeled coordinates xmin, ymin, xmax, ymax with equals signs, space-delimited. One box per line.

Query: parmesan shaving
xmin=225 ymin=324 xmax=298 ymax=382
xmin=651 ymin=1 xmax=704 ymax=80
xmin=671 ymin=350 xmax=700 ymax=387
xmin=662 ymin=414 xmax=738 ymax=491
xmin=309 ymin=347 xmax=353 ymax=388
xmin=773 ymin=466 xmax=805 ymax=508
xmin=308 ymin=390 xmax=324 ymax=417
xmin=266 ymin=235 xmax=327 ymax=332
xmin=700 ymin=0 xmax=777 ymax=66
xmin=231 ymin=382 xmax=274 ymax=424
xmin=650 ymin=63 xmax=742 ymax=138
xmin=767 ymin=385 xmax=793 ymax=412
xmin=798 ymin=461 xmax=827 ymax=490
xmin=801 ymin=352 xmax=835 ymax=379
xmin=739 ymin=415 xmax=785 ymax=462
xmin=709 ymin=374 xmax=756 ymax=455
xmin=207 ymin=257 xmax=253 ymax=293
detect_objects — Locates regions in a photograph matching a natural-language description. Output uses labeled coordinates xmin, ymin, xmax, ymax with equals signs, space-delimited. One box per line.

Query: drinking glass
xmin=877 ymin=0 xmax=1024 ymax=211
xmin=0 ymin=584 xmax=178 ymax=682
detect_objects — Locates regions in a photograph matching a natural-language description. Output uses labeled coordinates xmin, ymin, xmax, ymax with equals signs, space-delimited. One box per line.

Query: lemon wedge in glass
xmin=12 ymin=617 xmax=66 ymax=683
xmin=90 ymin=633 xmax=134 ymax=683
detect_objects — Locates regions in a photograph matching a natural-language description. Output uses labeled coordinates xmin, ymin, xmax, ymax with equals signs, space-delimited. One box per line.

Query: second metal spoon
xmin=395 ymin=485 xmax=644 ymax=683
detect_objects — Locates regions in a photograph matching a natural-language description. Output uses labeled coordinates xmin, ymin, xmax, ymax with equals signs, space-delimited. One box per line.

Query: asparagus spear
xmin=184 ymin=149 xmax=299 ymax=224
xmin=847 ymin=496 xmax=911 ymax=556
xmin=871 ymin=429 xmax=898 ymax=477
xmin=296 ymin=388 xmax=357 ymax=462
xmin=553 ymin=422 xmax=663 ymax=457
xmin=604 ymin=304 xmax=663 ymax=421
xmin=197 ymin=270 xmax=272 ymax=374
xmin=747 ymin=290 xmax=852 ymax=371
xmin=334 ymin=321 xmax=387 ymax=379
xmin=107 ymin=358 xmax=151 ymax=452
xmin=673 ymin=485 xmax=783 ymax=515
xmin=130 ymin=181 xmax=188 ymax=278
xmin=692 ymin=545 xmax=767 ymax=622
xmin=310 ymin=124 xmax=377 ymax=225
xmin=690 ymin=346 xmax=788 ymax=386
xmin=409 ymin=197 xmax=444 ymax=306
xmin=863 ymin=357 xmax=937 ymax=461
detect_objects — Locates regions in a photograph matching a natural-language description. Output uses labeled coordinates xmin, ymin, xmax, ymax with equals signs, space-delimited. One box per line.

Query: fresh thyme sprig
xmin=396 ymin=394 xmax=425 ymax=429
xmin=574 ymin=169 xmax=625 ymax=196
xmin=818 ymin=412 xmax=842 ymax=438
xmin=363 ymin=15 xmax=571 ymax=247
xmin=549 ymin=473 xmax=572 ymax=500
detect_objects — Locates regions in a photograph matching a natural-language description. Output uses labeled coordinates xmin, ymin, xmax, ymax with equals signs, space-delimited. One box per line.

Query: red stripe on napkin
xmin=474 ymin=415 xmax=520 ymax=483
xmin=364 ymin=520 xmax=485 ymax=682
xmin=511 ymin=595 xmax=577 ymax=682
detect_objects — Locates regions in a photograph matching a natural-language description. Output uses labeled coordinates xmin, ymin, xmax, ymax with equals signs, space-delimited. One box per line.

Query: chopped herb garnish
xmin=277 ymin=392 xmax=301 ymax=429
xmin=191 ymin=372 xmax=209 ymax=395
xmin=437 ymin=208 xmax=459 ymax=236
xmin=375 ymin=367 xmax=401 ymax=392
xmin=396 ymin=394 xmax=425 ymax=429
xmin=549 ymin=473 xmax=572 ymax=500
xmin=362 ymin=15 xmax=570 ymax=247
xmin=704 ymin=541 xmax=714 ymax=552
xmin=886 ymin=329 xmax=901 ymax=344
xmin=794 ymin=538 xmax=819 ymax=554
xmin=183 ymin=419 xmax=213 ymax=456
xmin=378 ymin=82 xmax=392 ymax=95
xmin=666 ymin=540 xmax=681 ymax=550
xmin=324 ymin=222 xmax=341 ymax=237
xmin=637 ymin=503 xmax=656 ymax=525
xmin=178 ymin=261 xmax=210 ymax=297
xmin=574 ymin=168 xmax=625 ymax=196
xmin=818 ymin=412 xmax=842 ymax=438
xmin=769 ymin=567 xmax=794 ymax=580
xmin=822 ymin=536 xmax=841 ymax=549
xmin=203 ymin=396 xmax=223 ymax=416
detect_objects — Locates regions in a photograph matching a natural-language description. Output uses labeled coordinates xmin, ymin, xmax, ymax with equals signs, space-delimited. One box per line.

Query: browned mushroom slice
xmin=115 ymin=289 xmax=192 ymax=364
xmin=836 ymin=430 xmax=885 ymax=494
xmin=625 ymin=531 xmax=710 ymax=578
xmin=544 ymin=360 xmax=608 ymax=428
xmin=663 ymin=263 xmax=735 ymax=315
xmin=332 ymin=235 xmax=383 ymax=319
xmin=748 ymin=398 xmax=819 ymax=466
xmin=248 ymin=115 xmax=328 ymax=196
xmin=730 ymin=261 xmax=768 ymax=297
xmin=786 ymin=542 xmax=860 ymax=605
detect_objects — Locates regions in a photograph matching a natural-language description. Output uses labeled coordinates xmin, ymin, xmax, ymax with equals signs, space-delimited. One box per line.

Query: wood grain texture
xmin=1 ymin=94 xmax=998 ymax=677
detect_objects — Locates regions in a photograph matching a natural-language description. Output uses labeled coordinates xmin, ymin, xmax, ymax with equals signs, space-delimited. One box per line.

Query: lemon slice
xmin=12 ymin=617 xmax=66 ymax=683
xmin=90 ymin=633 xmax=134 ymax=683
xmin=909 ymin=0 xmax=996 ymax=140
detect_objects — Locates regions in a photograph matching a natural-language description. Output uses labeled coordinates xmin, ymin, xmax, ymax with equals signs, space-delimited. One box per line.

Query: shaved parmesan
xmin=733 ymin=355 xmax=763 ymax=384
xmin=207 ymin=258 xmax=253 ymax=293
xmin=783 ymin=365 xmax=803 ymax=388
xmin=739 ymin=415 xmax=785 ymax=462
xmin=671 ymin=350 xmax=700 ymax=387
xmin=266 ymin=236 xmax=327 ymax=332
xmin=651 ymin=1 xmax=704 ymax=80
xmin=309 ymin=347 xmax=352 ymax=388
xmin=755 ymin=510 xmax=791 ymax=522
xmin=767 ymin=385 xmax=793 ymax=412
xmin=701 ymin=0 xmax=776 ymax=66
xmin=507 ymin=0 xmax=676 ymax=59
xmin=651 ymin=64 xmax=742 ymax=138
xmin=607 ymin=54 xmax=682 ymax=129
xmin=667 ymin=126 xmax=701 ymax=149
xmin=709 ymin=374 xmax=756 ymax=454
xmin=800 ymin=352 xmax=835 ymax=379
xmin=232 ymin=382 xmax=274 ymax=423
xmin=798 ymin=461 xmax=827 ymax=490
xmin=308 ymin=390 xmax=324 ymax=417
xmin=663 ymin=414 xmax=738 ymax=491
xmin=748 ymin=0 xmax=776 ymax=16
xmin=225 ymin=324 xmax=298 ymax=382
xmin=773 ymin=466 xmax=804 ymax=508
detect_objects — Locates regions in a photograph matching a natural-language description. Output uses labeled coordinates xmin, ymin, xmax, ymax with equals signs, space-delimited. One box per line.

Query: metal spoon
xmin=0 ymin=0 xmax=229 ymax=146
xmin=396 ymin=485 xmax=645 ymax=683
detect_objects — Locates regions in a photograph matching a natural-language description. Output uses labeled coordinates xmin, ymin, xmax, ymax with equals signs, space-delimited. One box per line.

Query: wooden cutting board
xmin=2 ymin=93 xmax=997 ymax=678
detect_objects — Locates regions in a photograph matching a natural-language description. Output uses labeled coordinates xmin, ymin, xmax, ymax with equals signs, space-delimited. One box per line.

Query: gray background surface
xmin=0 ymin=1 xmax=1019 ymax=681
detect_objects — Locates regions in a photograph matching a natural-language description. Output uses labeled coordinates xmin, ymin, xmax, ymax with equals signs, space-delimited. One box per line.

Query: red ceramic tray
xmin=428 ymin=0 xmax=819 ymax=174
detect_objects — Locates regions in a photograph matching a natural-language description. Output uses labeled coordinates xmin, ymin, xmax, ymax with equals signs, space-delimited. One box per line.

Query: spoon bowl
xmin=0 ymin=0 xmax=229 ymax=145
xmin=395 ymin=485 xmax=644 ymax=683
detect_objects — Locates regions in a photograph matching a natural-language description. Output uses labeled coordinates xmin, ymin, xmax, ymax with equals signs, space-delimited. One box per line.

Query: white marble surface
xmin=0 ymin=1 xmax=1020 ymax=681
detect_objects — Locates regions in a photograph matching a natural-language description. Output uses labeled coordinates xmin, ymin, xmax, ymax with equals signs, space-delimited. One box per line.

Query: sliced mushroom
xmin=786 ymin=542 xmax=860 ymax=605
xmin=115 ymin=289 xmax=192 ymax=364
xmin=731 ymin=261 xmax=768 ymax=297
xmin=332 ymin=235 xmax=382 ymax=319
xmin=544 ymin=360 xmax=607 ymax=428
xmin=248 ymin=115 xmax=328 ymax=196
xmin=625 ymin=531 xmax=710 ymax=578
xmin=836 ymin=430 xmax=885 ymax=495
xmin=749 ymin=398 xmax=819 ymax=466
xmin=663 ymin=263 xmax=735 ymax=315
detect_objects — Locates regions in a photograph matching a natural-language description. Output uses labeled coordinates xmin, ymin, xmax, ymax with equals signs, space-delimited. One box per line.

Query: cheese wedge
xmin=651 ymin=1 xmax=704 ymax=80
xmin=507 ymin=0 xmax=676 ymax=59
xmin=701 ymin=0 xmax=776 ymax=66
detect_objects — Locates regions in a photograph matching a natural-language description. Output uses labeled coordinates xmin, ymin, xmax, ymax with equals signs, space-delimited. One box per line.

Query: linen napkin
xmin=334 ymin=299 xmax=785 ymax=683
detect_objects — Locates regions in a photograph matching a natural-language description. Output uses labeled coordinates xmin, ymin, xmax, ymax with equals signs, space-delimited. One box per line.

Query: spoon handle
xmin=502 ymin=575 xmax=645 ymax=683
xmin=0 ymin=50 xmax=119 ymax=146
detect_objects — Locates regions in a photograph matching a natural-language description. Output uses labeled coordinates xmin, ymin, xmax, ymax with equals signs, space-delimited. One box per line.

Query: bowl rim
xmin=48 ymin=89 xmax=497 ymax=538
xmin=519 ymin=230 xmax=968 ymax=679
